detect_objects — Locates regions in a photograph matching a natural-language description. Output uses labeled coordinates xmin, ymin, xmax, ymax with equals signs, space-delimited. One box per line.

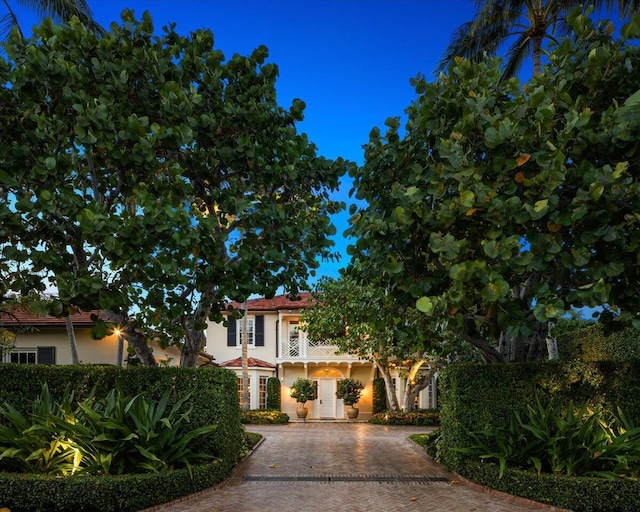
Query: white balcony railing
xmin=280 ymin=335 xmax=357 ymax=360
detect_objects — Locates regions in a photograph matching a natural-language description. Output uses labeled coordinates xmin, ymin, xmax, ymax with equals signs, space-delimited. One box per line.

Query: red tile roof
xmin=220 ymin=357 xmax=276 ymax=369
xmin=226 ymin=292 xmax=314 ymax=312
xmin=0 ymin=308 xmax=103 ymax=327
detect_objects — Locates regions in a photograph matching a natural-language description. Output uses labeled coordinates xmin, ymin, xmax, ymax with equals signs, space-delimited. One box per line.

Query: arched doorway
xmin=312 ymin=368 xmax=344 ymax=419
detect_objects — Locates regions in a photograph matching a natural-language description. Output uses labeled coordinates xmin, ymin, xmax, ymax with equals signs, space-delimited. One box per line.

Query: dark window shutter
xmin=227 ymin=317 xmax=237 ymax=346
xmin=37 ymin=347 xmax=56 ymax=365
xmin=255 ymin=315 xmax=264 ymax=346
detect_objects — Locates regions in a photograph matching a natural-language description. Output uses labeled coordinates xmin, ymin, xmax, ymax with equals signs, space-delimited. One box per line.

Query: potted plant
xmin=290 ymin=377 xmax=316 ymax=420
xmin=336 ymin=378 xmax=364 ymax=420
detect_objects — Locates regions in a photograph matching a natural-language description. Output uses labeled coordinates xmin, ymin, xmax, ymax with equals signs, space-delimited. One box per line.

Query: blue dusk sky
xmin=8 ymin=1 xmax=493 ymax=283
xmin=8 ymin=1 xmax=483 ymax=283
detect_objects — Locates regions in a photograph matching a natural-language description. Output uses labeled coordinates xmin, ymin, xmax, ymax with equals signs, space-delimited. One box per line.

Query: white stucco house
xmin=206 ymin=293 xmax=438 ymax=420
xmin=0 ymin=308 xmax=181 ymax=366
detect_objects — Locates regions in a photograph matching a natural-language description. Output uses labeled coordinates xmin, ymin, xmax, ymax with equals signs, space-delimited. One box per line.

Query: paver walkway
xmin=149 ymin=423 xmax=569 ymax=512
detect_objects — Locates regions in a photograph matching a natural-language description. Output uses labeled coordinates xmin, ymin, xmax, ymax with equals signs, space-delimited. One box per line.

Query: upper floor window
xmin=227 ymin=315 xmax=264 ymax=347
xmin=238 ymin=317 xmax=255 ymax=346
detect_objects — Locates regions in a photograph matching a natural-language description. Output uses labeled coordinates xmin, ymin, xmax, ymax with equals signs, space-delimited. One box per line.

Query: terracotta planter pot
xmin=296 ymin=406 xmax=309 ymax=420
xmin=347 ymin=406 xmax=359 ymax=420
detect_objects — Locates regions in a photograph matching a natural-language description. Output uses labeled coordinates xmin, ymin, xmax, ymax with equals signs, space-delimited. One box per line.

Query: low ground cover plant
xmin=240 ymin=409 xmax=289 ymax=424
xmin=0 ymin=383 xmax=216 ymax=476
xmin=369 ymin=409 xmax=440 ymax=426
xmin=410 ymin=431 xmax=440 ymax=459
xmin=244 ymin=431 xmax=262 ymax=450
xmin=459 ymin=397 xmax=640 ymax=479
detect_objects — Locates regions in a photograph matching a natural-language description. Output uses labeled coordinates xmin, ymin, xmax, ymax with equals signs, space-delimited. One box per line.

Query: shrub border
xmin=0 ymin=460 xmax=231 ymax=512
xmin=369 ymin=409 xmax=440 ymax=426
xmin=240 ymin=409 xmax=289 ymax=424
xmin=458 ymin=461 xmax=640 ymax=512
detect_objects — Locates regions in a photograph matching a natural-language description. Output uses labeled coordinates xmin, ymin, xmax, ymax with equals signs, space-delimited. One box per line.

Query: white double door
xmin=314 ymin=378 xmax=344 ymax=419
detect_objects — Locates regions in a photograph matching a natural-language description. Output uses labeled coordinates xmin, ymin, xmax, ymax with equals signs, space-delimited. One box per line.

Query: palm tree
xmin=1 ymin=0 xmax=103 ymax=40
xmin=241 ymin=301 xmax=250 ymax=412
xmin=439 ymin=0 xmax=640 ymax=79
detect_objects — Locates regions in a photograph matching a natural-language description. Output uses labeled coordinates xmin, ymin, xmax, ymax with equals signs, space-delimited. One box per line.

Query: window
xmin=227 ymin=316 xmax=264 ymax=347
xmin=237 ymin=376 xmax=251 ymax=404
xmin=238 ymin=317 xmax=255 ymax=346
xmin=259 ymin=376 xmax=268 ymax=410
xmin=10 ymin=349 xmax=36 ymax=364
xmin=5 ymin=347 xmax=55 ymax=364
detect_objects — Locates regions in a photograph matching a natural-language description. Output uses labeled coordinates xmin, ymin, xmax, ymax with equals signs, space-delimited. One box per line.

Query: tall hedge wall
xmin=438 ymin=360 xmax=640 ymax=472
xmin=0 ymin=364 xmax=245 ymax=511
xmin=372 ymin=377 xmax=387 ymax=414
xmin=0 ymin=364 xmax=244 ymax=472
xmin=266 ymin=376 xmax=281 ymax=410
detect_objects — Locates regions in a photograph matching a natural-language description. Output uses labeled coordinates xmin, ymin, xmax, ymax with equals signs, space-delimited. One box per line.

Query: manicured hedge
xmin=463 ymin=462 xmax=640 ymax=512
xmin=438 ymin=361 xmax=640 ymax=512
xmin=0 ymin=364 xmax=245 ymax=511
xmin=0 ymin=364 xmax=244 ymax=464
xmin=372 ymin=377 xmax=387 ymax=414
xmin=0 ymin=461 xmax=228 ymax=512
xmin=438 ymin=361 xmax=640 ymax=471
xmin=266 ymin=377 xmax=281 ymax=410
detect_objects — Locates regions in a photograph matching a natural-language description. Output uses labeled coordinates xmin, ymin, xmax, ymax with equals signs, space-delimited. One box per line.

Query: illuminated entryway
xmin=312 ymin=368 xmax=344 ymax=419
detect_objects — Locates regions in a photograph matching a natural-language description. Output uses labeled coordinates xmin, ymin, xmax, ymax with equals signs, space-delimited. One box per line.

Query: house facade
xmin=0 ymin=309 xmax=181 ymax=366
xmin=206 ymin=293 xmax=438 ymax=420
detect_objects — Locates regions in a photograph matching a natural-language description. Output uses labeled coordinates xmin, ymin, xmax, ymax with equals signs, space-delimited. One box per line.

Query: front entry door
xmin=317 ymin=379 xmax=338 ymax=419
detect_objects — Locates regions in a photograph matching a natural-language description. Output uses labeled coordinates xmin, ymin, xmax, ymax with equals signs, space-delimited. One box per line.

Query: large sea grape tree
xmin=348 ymin=12 xmax=640 ymax=363
xmin=0 ymin=11 xmax=347 ymax=365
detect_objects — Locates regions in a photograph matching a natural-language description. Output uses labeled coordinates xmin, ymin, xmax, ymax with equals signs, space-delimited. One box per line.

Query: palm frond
xmin=0 ymin=10 xmax=21 ymax=40
xmin=438 ymin=0 xmax=522 ymax=73
xmin=438 ymin=9 xmax=518 ymax=71
xmin=501 ymin=32 xmax=533 ymax=80
xmin=1 ymin=0 xmax=24 ymax=39
xmin=15 ymin=0 xmax=104 ymax=34
xmin=614 ymin=0 xmax=640 ymax=16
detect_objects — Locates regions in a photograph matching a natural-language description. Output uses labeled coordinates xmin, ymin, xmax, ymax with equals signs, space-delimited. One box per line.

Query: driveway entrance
xmin=148 ymin=423 xmax=569 ymax=512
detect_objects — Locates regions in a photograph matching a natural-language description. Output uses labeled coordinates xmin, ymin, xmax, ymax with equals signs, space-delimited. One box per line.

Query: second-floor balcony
xmin=278 ymin=334 xmax=360 ymax=361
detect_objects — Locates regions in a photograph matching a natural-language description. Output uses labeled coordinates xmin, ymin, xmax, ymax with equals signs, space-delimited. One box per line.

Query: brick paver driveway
xmin=149 ymin=423 xmax=567 ymax=512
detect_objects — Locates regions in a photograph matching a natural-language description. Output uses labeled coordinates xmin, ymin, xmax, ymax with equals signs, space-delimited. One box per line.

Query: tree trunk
xmin=462 ymin=334 xmax=506 ymax=363
xmin=180 ymin=328 xmax=206 ymax=367
xmin=103 ymin=311 xmax=157 ymax=367
xmin=64 ymin=314 xmax=79 ymax=364
xmin=241 ymin=301 xmax=250 ymax=412
xmin=533 ymin=35 xmax=542 ymax=76
xmin=180 ymin=288 xmax=215 ymax=367
xmin=500 ymin=320 xmax=552 ymax=362
xmin=125 ymin=328 xmax=157 ymax=367
xmin=511 ymin=333 xmax=525 ymax=362
xmin=546 ymin=321 xmax=559 ymax=360
xmin=402 ymin=361 xmax=436 ymax=411
xmin=116 ymin=332 xmax=124 ymax=366
xmin=373 ymin=358 xmax=400 ymax=411
xmin=499 ymin=330 xmax=510 ymax=359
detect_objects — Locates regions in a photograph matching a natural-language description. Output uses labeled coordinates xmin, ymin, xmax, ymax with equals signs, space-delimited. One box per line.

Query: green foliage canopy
xmin=348 ymin=13 xmax=640 ymax=362
xmin=0 ymin=11 xmax=348 ymax=360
